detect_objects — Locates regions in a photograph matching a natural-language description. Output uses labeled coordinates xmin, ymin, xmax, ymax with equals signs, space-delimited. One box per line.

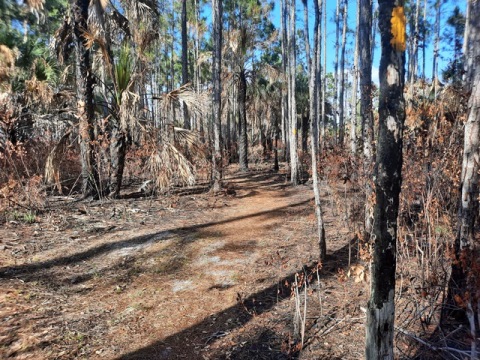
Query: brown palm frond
xmin=25 ymin=0 xmax=45 ymax=22
xmin=147 ymin=142 xmax=196 ymax=191
xmin=44 ymin=129 xmax=72 ymax=194
xmin=24 ymin=76 xmax=53 ymax=106
xmin=53 ymin=17 xmax=73 ymax=65
xmin=119 ymin=87 xmax=140 ymax=131
xmin=156 ymin=84 xmax=210 ymax=120
xmin=109 ymin=8 xmax=131 ymax=37
xmin=88 ymin=0 xmax=108 ymax=36
xmin=0 ymin=45 xmax=16 ymax=89
xmin=139 ymin=29 xmax=158 ymax=53
xmin=173 ymin=127 xmax=207 ymax=157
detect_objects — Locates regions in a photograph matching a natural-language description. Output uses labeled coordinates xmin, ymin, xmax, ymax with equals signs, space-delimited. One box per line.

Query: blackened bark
xmin=212 ymin=0 xmax=222 ymax=191
xmin=109 ymin=124 xmax=126 ymax=198
xmin=181 ymin=0 xmax=190 ymax=129
xmin=366 ymin=1 xmax=406 ymax=359
xmin=238 ymin=70 xmax=248 ymax=171
xmin=73 ymin=0 xmax=100 ymax=199
xmin=359 ymin=0 xmax=374 ymax=236
xmin=338 ymin=0 xmax=348 ymax=146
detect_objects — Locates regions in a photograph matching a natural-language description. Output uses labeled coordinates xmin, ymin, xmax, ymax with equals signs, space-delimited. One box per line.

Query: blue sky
xmin=269 ymin=0 xmax=466 ymax=84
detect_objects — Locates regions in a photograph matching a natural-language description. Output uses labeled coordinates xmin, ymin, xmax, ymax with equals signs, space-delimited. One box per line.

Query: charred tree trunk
xmin=338 ymin=0 xmax=348 ymax=146
xmin=181 ymin=0 xmax=190 ymax=129
xmin=365 ymin=1 xmax=406 ymax=359
xmin=360 ymin=0 xmax=374 ymax=237
xmin=238 ymin=69 xmax=248 ymax=171
xmin=73 ymin=0 xmax=100 ymax=199
xmin=212 ymin=0 xmax=223 ymax=191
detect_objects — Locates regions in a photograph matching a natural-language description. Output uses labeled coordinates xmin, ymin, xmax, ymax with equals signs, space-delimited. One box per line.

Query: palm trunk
xmin=73 ymin=0 xmax=100 ymax=199
xmin=366 ymin=2 xmax=406 ymax=358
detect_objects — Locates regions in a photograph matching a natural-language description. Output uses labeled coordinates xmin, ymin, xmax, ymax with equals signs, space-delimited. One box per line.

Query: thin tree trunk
xmin=366 ymin=2 xmax=406 ymax=359
xmin=351 ymin=0 xmax=359 ymax=154
xmin=338 ymin=0 xmax=348 ymax=146
xmin=408 ymin=0 xmax=420 ymax=107
xmin=432 ymin=0 xmax=441 ymax=98
xmin=281 ymin=0 xmax=289 ymax=162
xmin=288 ymin=0 xmax=299 ymax=185
xmin=310 ymin=0 xmax=327 ymax=261
xmin=321 ymin=0 xmax=327 ymax=146
xmin=212 ymin=0 xmax=222 ymax=192
xmin=238 ymin=69 xmax=248 ymax=171
xmin=181 ymin=0 xmax=190 ymax=129
xmin=73 ymin=0 xmax=100 ymax=199
xmin=333 ymin=0 xmax=341 ymax=143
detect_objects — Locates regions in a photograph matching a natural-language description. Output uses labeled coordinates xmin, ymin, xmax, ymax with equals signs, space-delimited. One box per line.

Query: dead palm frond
xmin=0 ymin=45 xmax=16 ymax=90
xmin=53 ymin=17 xmax=73 ymax=65
xmin=173 ymin=127 xmax=207 ymax=156
xmin=25 ymin=0 xmax=45 ymax=23
xmin=44 ymin=129 xmax=72 ymax=194
xmin=147 ymin=141 xmax=196 ymax=191
xmin=88 ymin=0 xmax=109 ymax=35
xmin=156 ymin=84 xmax=210 ymax=120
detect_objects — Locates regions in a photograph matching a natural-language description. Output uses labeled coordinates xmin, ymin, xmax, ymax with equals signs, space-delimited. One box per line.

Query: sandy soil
xmin=1 ymin=165 xmax=370 ymax=359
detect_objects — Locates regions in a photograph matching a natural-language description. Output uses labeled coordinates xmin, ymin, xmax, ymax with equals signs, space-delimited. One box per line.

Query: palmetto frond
xmin=147 ymin=141 xmax=196 ymax=191
xmin=156 ymin=84 xmax=210 ymax=119
xmin=174 ymin=127 xmax=206 ymax=156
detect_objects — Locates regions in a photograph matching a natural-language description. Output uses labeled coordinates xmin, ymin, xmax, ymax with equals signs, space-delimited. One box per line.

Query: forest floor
xmin=0 ymin=163 xmax=370 ymax=359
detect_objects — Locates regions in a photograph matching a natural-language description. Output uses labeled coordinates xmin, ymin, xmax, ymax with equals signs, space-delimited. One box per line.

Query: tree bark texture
xmin=73 ymin=0 xmax=100 ymax=199
xmin=366 ymin=1 xmax=406 ymax=359
xmin=212 ymin=0 xmax=223 ymax=191
xmin=456 ymin=0 xmax=480 ymax=257
xmin=360 ymin=0 xmax=375 ymax=236
xmin=238 ymin=69 xmax=248 ymax=171
xmin=288 ymin=0 xmax=299 ymax=185
xmin=181 ymin=0 xmax=190 ymax=129
xmin=338 ymin=0 xmax=348 ymax=146
xmin=310 ymin=0 xmax=327 ymax=261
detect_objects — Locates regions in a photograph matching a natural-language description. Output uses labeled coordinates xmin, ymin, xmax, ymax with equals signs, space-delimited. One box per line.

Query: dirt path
xmin=0 ymin=167 xmax=365 ymax=359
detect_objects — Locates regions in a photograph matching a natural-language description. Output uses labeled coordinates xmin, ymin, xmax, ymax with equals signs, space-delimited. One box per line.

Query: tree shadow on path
xmin=117 ymin=241 xmax=353 ymax=360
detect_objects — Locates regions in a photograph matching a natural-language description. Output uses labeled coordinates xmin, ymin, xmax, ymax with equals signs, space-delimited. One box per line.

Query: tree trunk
xmin=360 ymin=0 xmax=374 ymax=236
xmin=73 ymin=0 xmax=100 ymax=199
xmin=333 ymin=0 xmax=341 ymax=143
xmin=432 ymin=0 xmax=441 ymax=98
xmin=288 ymin=0 xmax=299 ymax=185
xmin=350 ymin=0 xmax=359 ymax=154
xmin=181 ymin=0 xmax=190 ymax=129
xmin=238 ymin=69 xmax=248 ymax=171
xmin=338 ymin=0 xmax=348 ymax=146
xmin=321 ymin=0 xmax=327 ymax=147
xmin=281 ymin=0 xmax=289 ymax=162
xmin=366 ymin=2 xmax=406 ymax=359
xmin=408 ymin=0 xmax=420 ymax=107
xmin=212 ymin=0 xmax=223 ymax=191
xmin=310 ymin=0 xmax=327 ymax=261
